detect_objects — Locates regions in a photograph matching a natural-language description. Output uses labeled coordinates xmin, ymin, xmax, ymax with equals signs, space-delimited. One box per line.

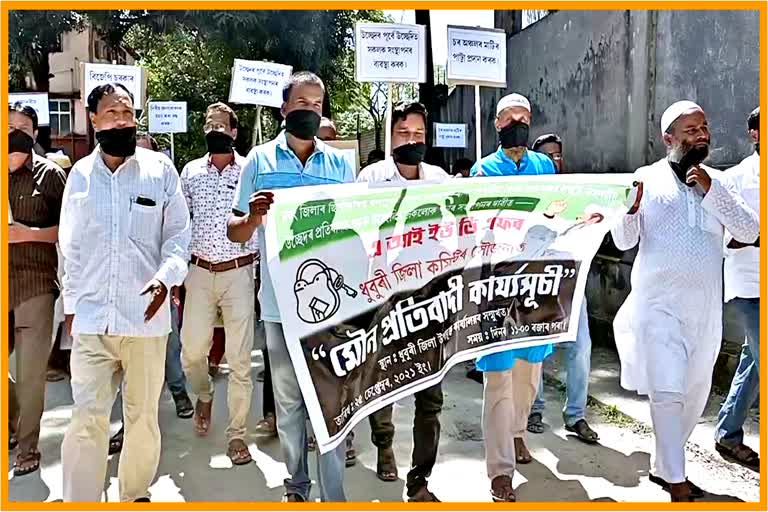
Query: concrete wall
xmin=440 ymin=10 xmax=759 ymax=172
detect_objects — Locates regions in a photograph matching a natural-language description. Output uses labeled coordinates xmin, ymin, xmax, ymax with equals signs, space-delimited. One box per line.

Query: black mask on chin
xmin=499 ymin=121 xmax=530 ymax=149
xmin=96 ymin=126 xmax=137 ymax=157
xmin=285 ymin=110 xmax=321 ymax=141
xmin=392 ymin=142 xmax=427 ymax=166
xmin=670 ymin=144 xmax=709 ymax=187
xmin=205 ymin=131 xmax=235 ymax=154
xmin=9 ymin=129 xmax=35 ymax=155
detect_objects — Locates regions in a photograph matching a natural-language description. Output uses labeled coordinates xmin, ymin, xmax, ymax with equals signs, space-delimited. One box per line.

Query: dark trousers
xmin=262 ymin=344 xmax=275 ymax=417
xmin=369 ymin=383 xmax=443 ymax=495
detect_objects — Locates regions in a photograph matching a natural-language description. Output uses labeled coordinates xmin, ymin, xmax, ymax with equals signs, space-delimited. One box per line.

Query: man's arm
xmin=611 ymin=179 xmax=643 ymax=251
xmin=153 ymin=161 xmax=191 ymax=289
xmin=8 ymin=223 xmax=58 ymax=243
xmin=9 ymin=165 xmax=67 ymax=244
xmin=58 ymin=173 xmax=82 ymax=318
xmin=227 ymin=153 xmax=271 ymax=243
xmin=702 ymin=174 xmax=759 ymax=245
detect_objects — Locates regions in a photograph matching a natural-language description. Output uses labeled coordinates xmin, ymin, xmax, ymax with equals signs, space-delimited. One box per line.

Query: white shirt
xmin=723 ymin=151 xmax=760 ymax=301
xmin=356 ymin=158 xmax=449 ymax=183
xmin=610 ymin=158 xmax=759 ymax=396
xmin=181 ymin=153 xmax=257 ymax=263
xmin=59 ymin=146 xmax=191 ymax=338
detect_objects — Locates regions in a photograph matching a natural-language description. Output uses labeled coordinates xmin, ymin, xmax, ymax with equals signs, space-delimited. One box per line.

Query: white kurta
xmin=611 ymin=158 xmax=759 ymax=397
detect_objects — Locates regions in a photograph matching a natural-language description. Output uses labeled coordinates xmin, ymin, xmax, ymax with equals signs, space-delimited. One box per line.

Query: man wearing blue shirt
xmin=227 ymin=72 xmax=354 ymax=502
xmin=470 ymin=93 xmax=556 ymax=502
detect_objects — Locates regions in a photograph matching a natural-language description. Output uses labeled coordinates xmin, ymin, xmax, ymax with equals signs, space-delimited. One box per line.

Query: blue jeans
xmin=715 ymin=297 xmax=760 ymax=447
xmin=264 ymin=321 xmax=346 ymax=501
xmin=531 ymin=299 xmax=591 ymax=426
xmin=165 ymin=302 xmax=187 ymax=395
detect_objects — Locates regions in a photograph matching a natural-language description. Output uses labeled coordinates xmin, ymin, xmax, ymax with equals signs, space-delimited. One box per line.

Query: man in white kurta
xmin=611 ymin=101 xmax=759 ymax=502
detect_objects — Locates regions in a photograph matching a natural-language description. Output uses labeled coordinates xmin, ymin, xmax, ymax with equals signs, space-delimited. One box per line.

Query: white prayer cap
xmin=496 ymin=93 xmax=531 ymax=117
xmin=660 ymin=100 xmax=703 ymax=134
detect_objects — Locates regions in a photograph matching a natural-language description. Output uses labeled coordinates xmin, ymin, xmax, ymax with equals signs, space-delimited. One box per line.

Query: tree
xmin=8 ymin=10 xmax=85 ymax=92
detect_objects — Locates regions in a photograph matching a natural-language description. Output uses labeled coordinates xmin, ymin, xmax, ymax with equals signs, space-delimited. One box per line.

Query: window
xmin=49 ymin=99 xmax=72 ymax=137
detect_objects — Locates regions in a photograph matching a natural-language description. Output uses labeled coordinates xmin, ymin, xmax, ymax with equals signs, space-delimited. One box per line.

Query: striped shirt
xmin=9 ymin=153 xmax=67 ymax=310
xmin=59 ymin=146 xmax=191 ymax=337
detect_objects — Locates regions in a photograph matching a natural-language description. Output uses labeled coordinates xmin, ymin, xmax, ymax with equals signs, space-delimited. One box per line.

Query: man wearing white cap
xmin=611 ymin=100 xmax=759 ymax=501
xmin=469 ymin=93 xmax=557 ymax=502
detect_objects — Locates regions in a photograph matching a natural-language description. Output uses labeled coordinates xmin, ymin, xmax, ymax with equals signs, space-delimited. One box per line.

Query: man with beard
xmin=714 ymin=106 xmax=760 ymax=472
xmin=59 ymin=83 xmax=190 ymax=501
xmin=357 ymin=101 xmax=449 ymax=501
xmin=8 ymin=103 xmax=67 ymax=476
xmin=179 ymin=102 xmax=258 ymax=465
xmin=611 ymin=100 xmax=759 ymax=502
xmin=228 ymin=71 xmax=354 ymax=502
xmin=470 ymin=93 xmax=556 ymax=502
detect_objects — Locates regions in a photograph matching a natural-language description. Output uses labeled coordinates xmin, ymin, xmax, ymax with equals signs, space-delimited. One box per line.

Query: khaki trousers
xmin=482 ymin=360 xmax=542 ymax=480
xmin=62 ymin=334 xmax=167 ymax=502
xmin=181 ymin=263 xmax=255 ymax=441
xmin=8 ymin=293 xmax=55 ymax=455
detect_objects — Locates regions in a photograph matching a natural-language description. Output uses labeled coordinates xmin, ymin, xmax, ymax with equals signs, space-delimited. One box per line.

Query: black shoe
xmin=466 ymin=369 xmax=483 ymax=384
xmin=649 ymin=474 xmax=704 ymax=498
xmin=134 ymin=497 xmax=151 ymax=502
xmin=256 ymin=370 xmax=265 ymax=382
xmin=173 ymin=391 xmax=194 ymax=419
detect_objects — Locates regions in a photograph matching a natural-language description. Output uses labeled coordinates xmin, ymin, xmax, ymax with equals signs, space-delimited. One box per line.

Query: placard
xmin=148 ymin=101 xmax=187 ymax=133
xmin=434 ymin=123 xmax=467 ymax=148
xmin=446 ymin=26 xmax=507 ymax=87
xmin=355 ymin=23 xmax=427 ymax=83
xmin=82 ymin=63 xmax=144 ymax=108
xmin=8 ymin=92 xmax=50 ymax=126
xmin=324 ymin=139 xmax=361 ymax=175
xmin=228 ymin=59 xmax=292 ymax=108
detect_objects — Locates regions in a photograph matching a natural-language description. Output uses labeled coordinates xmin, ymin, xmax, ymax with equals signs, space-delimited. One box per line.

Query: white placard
xmin=228 ymin=59 xmax=292 ymax=108
xmin=434 ymin=123 xmax=467 ymax=148
xmin=82 ymin=63 xmax=144 ymax=108
xmin=355 ymin=23 xmax=427 ymax=83
xmin=8 ymin=92 xmax=50 ymax=126
xmin=446 ymin=26 xmax=507 ymax=87
xmin=324 ymin=139 xmax=361 ymax=175
xmin=148 ymin=101 xmax=187 ymax=133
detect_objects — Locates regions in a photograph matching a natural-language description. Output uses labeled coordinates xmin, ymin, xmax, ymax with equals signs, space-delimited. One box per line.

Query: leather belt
xmin=191 ymin=253 xmax=256 ymax=273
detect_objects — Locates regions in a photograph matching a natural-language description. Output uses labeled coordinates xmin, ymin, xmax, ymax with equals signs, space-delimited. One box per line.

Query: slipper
xmin=514 ymin=437 xmax=532 ymax=464
xmin=9 ymin=432 xmax=18 ymax=451
xmin=376 ymin=446 xmax=398 ymax=482
xmin=109 ymin=426 xmax=124 ymax=455
xmin=490 ymin=475 xmax=516 ymax=502
xmin=227 ymin=439 xmax=253 ymax=465
xmin=649 ymin=473 xmax=704 ymax=498
xmin=46 ymin=368 xmax=68 ymax=382
xmin=715 ymin=442 xmax=760 ymax=472
xmin=527 ymin=412 xmax=545 ymax=434
xmin=565 ymin=419 xmax=599 ymax=444
xmin=345 ymin=437 xmax=357 ymax=467
xmin=307 ymin=436 xmax=316 ymax=452
xmin=194 ymin=399 xmax=212 ymax=436
xmin=408 ymin=486 xmax=440 ymax=502
xmin=14 ymin=449 xmax=41 ymax=477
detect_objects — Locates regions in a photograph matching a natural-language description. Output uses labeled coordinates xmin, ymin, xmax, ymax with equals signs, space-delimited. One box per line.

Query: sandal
xmin=345 ymin=435 xmax=357 ymax=467
xmin=408 ymin=486 xmax=440 ymax=502
xmin=715 ymin=442 xmax=760 ymax=472
xmin=307 ymin=436 xmax=316 ymax=452
xmin=527 ymin=412 xmax=545 ymax=434
xmin=194 ymin=399 xmax=212 ymax=436
xmin=9 ymin=432 xmax=18 ymax=451
xmin=14 ymin=449 xmax=41 ymax=477
xmin=491 ymin=475 xmax=516 ymax=502
xmin=227 ymin=439 xmax=253 ymax=465
xmin=109 ymin=426 xmax=124 ymax=455
xmin=376 ymin=446 xmax=398 ymax=481
xmin=46 ymin=368 xmax=68 ymax=382
xmin=649 ymin=473 xmax=704 ymax=498
xmin=514 ymin=437 xmax=532 ymax=464
xmin=565 ymin=419 xmax=599 ymax=444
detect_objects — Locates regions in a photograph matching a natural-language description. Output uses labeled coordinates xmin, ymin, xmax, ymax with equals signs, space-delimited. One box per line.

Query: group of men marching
xmin=7 ymin=67 xmax=760 ymax=503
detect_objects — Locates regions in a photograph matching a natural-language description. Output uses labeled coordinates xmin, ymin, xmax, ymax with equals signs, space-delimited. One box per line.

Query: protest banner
xmin=8 ymin=92 xmax=50 ymax=126
xmin=324 ymin=139 xmax=361 ymax=175
xmin=148 ymin=101 xmax=187 ymax=134
xmin=264 ymin=174 xmax=635 ymax=453
xmin=228 ymin=59 xmax=292 ymax=108
xmin=446 ymin=26 xmax=507 ymax=160
xmin=434 ymin=123 xmax=467 ymax=148
xmin=355 ymin=22 xmax=427 ymax=155
xmin=82 ymin=63 xmax=145 ymax=107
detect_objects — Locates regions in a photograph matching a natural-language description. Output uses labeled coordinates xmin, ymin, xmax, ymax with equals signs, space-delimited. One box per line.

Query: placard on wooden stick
xmin=81 ymin=62 xmax=145 ymax=108
xmin=228 ymin=59 xmax=292 ymax=108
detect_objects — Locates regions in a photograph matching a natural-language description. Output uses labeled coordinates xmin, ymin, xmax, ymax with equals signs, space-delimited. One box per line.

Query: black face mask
xmin=392 ymin=142 xmax=427 ymax=166
xmin=285 ymin=110 xmax=321 ymax=141
xmin=670 ymin=144 xmax=709 ymax=187
xmin=96 ymin=126 xmax=137 ymax=157
xmin=206 ymin=131 xmax=235 ymax=155
xmin=499 ymin=121 xmax=530 ymax=149
xmin=9 ymin=129 xmax=35 ymax=155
